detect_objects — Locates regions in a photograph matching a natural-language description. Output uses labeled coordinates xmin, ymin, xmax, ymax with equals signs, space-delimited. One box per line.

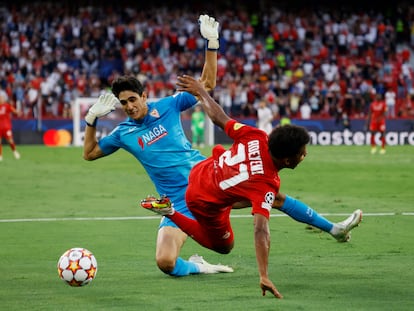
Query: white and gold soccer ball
xmin=57 ymin=247 xmax=98 ymax=287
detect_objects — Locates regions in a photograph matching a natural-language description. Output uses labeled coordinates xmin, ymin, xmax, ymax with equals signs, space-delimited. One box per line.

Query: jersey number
xmin=218 ymin=143 xmax=249 ymax=190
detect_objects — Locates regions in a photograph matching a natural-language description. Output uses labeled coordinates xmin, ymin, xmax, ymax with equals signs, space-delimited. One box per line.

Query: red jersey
xmin=369 ymin=100 xmax=387 ymax=132
xmin=369 ymin=100 xmax=387 ymax=122
xmin=0 ymin=102 xmax=14 ymax=131
xmin=186 ymin=119 xmax=280 ymax=219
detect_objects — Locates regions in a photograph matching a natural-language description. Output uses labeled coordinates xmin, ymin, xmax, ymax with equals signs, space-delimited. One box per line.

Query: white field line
xmin=0 ymin=212 xmax=412 ymax=223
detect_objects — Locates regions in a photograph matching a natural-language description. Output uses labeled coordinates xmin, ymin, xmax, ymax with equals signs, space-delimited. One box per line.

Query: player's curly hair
xmin=268 ymin=124 xmax=310 ymax=159
xmin=111 ymin=76 xmax=145 ymax=98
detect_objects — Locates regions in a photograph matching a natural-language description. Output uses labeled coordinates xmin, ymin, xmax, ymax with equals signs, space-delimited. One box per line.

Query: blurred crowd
xmin=1 ymin=1 xmax=414 ymax=120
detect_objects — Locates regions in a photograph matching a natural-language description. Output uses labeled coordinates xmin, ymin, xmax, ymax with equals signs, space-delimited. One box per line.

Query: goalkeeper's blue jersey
xmin=98 ymin=91 xmax=205 ymax=210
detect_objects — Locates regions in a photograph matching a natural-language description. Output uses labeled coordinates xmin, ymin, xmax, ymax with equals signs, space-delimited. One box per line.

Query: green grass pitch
xmin=1 ymin=145 xmax=413 ymax=310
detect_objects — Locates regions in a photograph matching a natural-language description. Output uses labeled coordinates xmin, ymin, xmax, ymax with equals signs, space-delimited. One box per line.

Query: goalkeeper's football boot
xmin=140 ymin=195 xmax=174 ymax=216
xmin=333 ymin=209 xmax=363 ymax=242
xmin=189 ymin=254 xmax=234 ymax=273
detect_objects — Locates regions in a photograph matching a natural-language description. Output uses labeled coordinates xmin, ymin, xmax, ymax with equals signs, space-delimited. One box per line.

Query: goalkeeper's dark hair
xmin=111 ymin=76 xmax=145 ymax=98
xmin=268 ymin=124 xmax=310 ymax=159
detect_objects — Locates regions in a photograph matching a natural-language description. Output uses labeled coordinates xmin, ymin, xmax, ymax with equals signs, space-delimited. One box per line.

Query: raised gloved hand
xmin=85 ymin=93 xmax=119 ymax=127
xmin=198 ymin=14 xmax=219 ymax=50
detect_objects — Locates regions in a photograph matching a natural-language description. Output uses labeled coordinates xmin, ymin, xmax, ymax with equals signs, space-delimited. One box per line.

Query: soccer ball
xmin=57 ymin=247 xmax=98 ymax=287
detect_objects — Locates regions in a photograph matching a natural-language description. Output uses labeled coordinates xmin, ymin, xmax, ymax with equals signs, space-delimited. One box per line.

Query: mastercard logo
xmin=43 ymin=129 xmax=72 ymax=146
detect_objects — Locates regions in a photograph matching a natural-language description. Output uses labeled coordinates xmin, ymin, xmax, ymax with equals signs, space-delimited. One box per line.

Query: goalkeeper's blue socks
xmin=169 ymin=257 xmax=200 ymax=276
xmin=280 ymin=195 xmax=334 ymax=233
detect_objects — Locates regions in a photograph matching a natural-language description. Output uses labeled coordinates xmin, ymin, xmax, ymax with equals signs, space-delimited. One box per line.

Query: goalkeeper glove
xmin=198 ymin=14 xmax=219 ymax=50
xmin=85 ymin=93 xmax=119 ymax=127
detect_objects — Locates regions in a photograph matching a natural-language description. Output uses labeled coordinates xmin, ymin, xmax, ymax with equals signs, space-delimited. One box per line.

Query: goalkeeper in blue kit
xmin=83 ymin=14 xmax=233 ymax=276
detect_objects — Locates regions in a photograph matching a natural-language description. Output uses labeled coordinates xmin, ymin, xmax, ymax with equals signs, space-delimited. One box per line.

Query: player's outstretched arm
xmin=199 ymin=14 xmax=219 ymax=50
xmin=83 ymin=124 xmax=105 ymax=161
xmin=260 ymin=276 xmax=283 ymax=299
xmin=83 ymin=93 xmax=118 ymax=161
xmin=10 ymin=105 xmax=22 ymax=117
xmin=254 ymin=214 xmax=283 ymax=299
xmin=85 ymin=93 xmax=118 ymax=127
xmin=176 ymin=75 xmax=230 ymax=129
xmin=198 ymin=14 xmax=219 ymax=92
xmin=364 ymin=110 xmax=371 ymax=132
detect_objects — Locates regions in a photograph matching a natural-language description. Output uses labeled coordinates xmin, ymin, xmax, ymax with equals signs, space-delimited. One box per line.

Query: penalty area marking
xmin=0 ymin=212 xmax=412 ymax=223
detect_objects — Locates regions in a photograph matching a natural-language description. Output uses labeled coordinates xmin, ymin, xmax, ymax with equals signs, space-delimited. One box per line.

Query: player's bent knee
xmin=215 ymin=242 xmax=234 ymax=254
xmin=156 ymin=257 xmax=176 ymax=274
xmin=216 ymin=248 xmax=231 ymax=254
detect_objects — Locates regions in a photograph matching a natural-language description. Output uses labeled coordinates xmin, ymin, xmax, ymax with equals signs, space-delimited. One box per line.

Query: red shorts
xmin=186 ymin=188 xmax=234 ymax=248
xmin=186 ymin=161 xmax=234 ymax=249
xmin=369 ymin=120 xmax=385 ymax=132
xmin=0 ymin=128 xmax=13 ymax=139
xmin=188 ymin=202 xmax=234 ymax=248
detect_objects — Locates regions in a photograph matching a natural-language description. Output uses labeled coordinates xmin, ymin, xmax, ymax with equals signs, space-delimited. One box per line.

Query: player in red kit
xmin=0 ymin=92 xmax=21 ymax=161
xmin=366 ymin=92 xmax=387 ymax=154
xmin=142 ymin=75 xmax=362 ymax=299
